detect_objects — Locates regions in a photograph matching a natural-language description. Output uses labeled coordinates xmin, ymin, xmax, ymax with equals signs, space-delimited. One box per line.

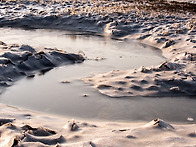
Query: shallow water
xmin=0 ymin=28 xmax=195 ymax=123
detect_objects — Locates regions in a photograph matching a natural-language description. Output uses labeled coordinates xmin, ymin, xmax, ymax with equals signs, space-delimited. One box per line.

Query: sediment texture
xmin=0 ymin=41 xmax=84 ymax=92
xmin=0 ymin=0 xmax=196 ymax=97
xmin=0 ymin=103 xmax=196 ymax=146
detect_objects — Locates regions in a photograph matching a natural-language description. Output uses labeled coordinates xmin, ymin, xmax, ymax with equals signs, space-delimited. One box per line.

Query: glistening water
xmin=0 ymin=28 xmax=195 ymax=123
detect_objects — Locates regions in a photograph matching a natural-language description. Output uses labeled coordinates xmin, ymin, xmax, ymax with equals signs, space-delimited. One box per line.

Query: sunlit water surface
xmin=0 ymin=28 xmax=195 ymax=123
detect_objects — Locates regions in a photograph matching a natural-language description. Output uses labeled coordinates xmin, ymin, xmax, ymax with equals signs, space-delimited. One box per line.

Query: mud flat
xmin=0 ymin=103 xmax=196 ymax=146
xmin=0 ymin=0 xmax=196 ymax=146
xmin=0 ymin=0 xmax=195 ymax=97
xmin=81 ymin=0 xmax=196 ymax=97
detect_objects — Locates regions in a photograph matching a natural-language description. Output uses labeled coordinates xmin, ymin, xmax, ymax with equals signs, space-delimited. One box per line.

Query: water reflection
xmin=0 ymin=28 xmax=195 ymax=123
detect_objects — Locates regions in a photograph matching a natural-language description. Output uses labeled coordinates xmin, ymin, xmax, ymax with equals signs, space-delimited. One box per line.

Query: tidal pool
xmin=0 ymin=28 xmax=195 ymax=123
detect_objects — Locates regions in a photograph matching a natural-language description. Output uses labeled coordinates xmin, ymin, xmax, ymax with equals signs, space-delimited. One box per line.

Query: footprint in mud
xmin=188 ymin=132 xmax=196 ymax=137
xmin=22 ymin=133 xmax=65 ymax=145
xmin=126 ymin=135 xmax=137 ymax=139
xmin=21 ymin=124 xmax=56 ymax=136
xmin=22 ymin=114 xmax=32 ymax=119
xmin=97 ymin=84 xmax=112 ymax=89
xmin=15 ymin=124 xmax=66 ymax=146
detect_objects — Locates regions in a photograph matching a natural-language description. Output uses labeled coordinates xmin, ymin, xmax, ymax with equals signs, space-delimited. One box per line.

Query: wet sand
xmin=0 ymin=0 xmax=196 ymax=146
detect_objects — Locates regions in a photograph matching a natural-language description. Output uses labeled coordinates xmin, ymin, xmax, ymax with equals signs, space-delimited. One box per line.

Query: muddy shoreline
xmin=0 ymin=0 xmax=195 ymax=146
xmin=1 ymin=0 xmax=196 ymax=97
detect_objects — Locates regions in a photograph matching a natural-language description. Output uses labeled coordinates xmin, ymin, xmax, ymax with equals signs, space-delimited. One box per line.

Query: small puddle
xmin=0 ymin=28 xmax=195 ymax=123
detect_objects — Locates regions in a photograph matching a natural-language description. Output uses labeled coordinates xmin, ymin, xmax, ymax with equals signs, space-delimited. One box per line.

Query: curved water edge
xmin=0 ymin=28 xmax=195 ymax=123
